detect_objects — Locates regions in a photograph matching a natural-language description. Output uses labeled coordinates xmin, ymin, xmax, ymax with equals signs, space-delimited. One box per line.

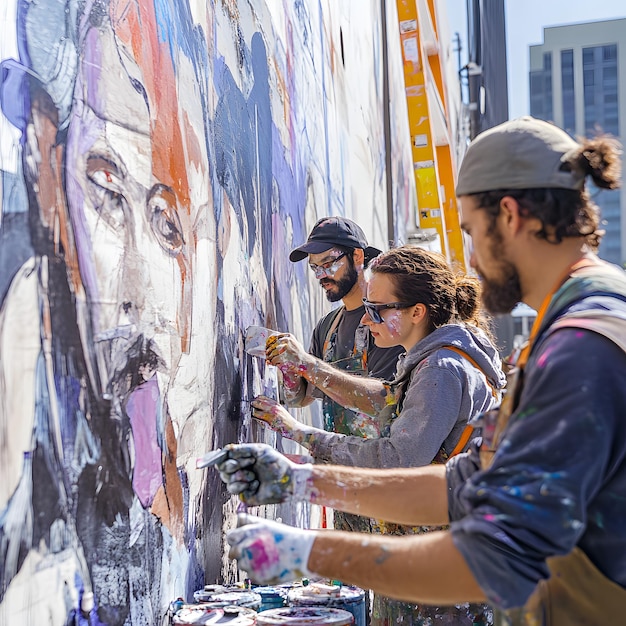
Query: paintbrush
xmin=195 ymin=448 xmax=229 ymax=469
xmin=196 ymin=448 xmax=250 ymax=513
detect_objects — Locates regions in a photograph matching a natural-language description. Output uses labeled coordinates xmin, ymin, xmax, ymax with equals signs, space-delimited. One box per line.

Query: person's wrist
xmin=288 ymin=427 xmax=308 ymax=446
xmin=289 ymin=463 xmax=314 ymax=501
xmin=294 ymin=527 xmax=317 ymax=578
xmin=299 ymin=353 xmax=319 ymax=380
xmin=282 ymin=370 xmax=304 ymax=392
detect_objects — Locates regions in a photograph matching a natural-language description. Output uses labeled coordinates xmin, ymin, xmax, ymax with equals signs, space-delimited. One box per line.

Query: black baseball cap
xmin=289 ymin=217 xmax=382 ymax=262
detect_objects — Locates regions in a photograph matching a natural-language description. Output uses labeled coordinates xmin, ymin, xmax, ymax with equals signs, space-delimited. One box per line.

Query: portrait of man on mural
xmin=0 ymin=0 xmax=214 ymax=621
xmin=0 ymin=0 xmax=407 ymax=623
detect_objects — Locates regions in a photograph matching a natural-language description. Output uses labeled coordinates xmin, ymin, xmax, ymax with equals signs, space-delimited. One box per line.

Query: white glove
xmin=227 ymin=513 xmax=317 ymax=584
xmin=214 ymin=443 xmax=313 ymax=506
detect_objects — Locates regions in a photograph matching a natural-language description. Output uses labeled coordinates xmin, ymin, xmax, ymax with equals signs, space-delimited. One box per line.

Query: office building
xmin=529 ymin=18 xmax=626 ymax=267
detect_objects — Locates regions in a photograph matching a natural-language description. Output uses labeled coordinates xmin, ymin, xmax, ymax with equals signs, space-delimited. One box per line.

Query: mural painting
xmin=0 ymin=0 xmax=413 ymax=623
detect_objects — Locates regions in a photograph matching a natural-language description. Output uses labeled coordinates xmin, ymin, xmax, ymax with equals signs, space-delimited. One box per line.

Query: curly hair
xmin=472 ymin=136 xmax=621 ymax=249
xmin=369 ymin=246 xmax=492 ymax=334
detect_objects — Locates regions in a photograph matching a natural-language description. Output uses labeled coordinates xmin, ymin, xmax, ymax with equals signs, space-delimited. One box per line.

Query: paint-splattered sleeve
xmin=310 ymin=363 xmax=467 ymax=468
xmin=449 ymin=329 xmax=626 ymax=609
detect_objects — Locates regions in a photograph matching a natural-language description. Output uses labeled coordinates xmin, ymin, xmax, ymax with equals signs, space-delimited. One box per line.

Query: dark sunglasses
xmin=362 ymin=299 xmax=416 ymax=324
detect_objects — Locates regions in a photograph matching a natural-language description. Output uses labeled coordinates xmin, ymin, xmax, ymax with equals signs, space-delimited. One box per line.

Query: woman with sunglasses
xmin=253 ymin=246 xmax=504 ymax=624
xmin=254 ymin=245 xmax=504 ymax=469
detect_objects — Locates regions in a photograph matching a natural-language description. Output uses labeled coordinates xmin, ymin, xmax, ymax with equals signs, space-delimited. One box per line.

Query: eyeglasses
xmin=308 ymin=252 xmax=348 ymax=278
xmin=362 ymin=299 xmax=416 ymax=324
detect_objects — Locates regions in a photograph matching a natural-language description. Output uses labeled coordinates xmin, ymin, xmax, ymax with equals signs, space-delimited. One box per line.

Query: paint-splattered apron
xmin=482 ymin=260 xmax=626 ymax=625
xmin=484 ymin=362 xmax=626 ymax=626
xmin=322 ymin=310 xmax=380 ymax=535
xmin=369 ymin=350 xmax=495 ymax=626
xmin=321 ymin=312 xmax=379 ymax=438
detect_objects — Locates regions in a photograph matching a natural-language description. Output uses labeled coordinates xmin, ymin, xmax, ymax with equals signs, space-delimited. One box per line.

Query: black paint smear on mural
xmin=205 ymin=32 xmax=280 ymax=585
xmin=45 ymin=257 xmax=136 ymax=525
xmin=0 ymin=440 xmax=65 ymax=601
xmin=76 ymin=474 xmax=164 ymax=625
xmin=199 ymin=468 xmax=231 ymax=586
xmin=200 ymin=298 xmax=244 ymax=585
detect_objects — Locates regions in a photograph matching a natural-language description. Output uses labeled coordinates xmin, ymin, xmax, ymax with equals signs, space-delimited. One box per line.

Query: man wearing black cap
xmin=280 ymin=217 xmax=403 ymax=429
xmin=270 ymin=217 xmax=403 ymax=530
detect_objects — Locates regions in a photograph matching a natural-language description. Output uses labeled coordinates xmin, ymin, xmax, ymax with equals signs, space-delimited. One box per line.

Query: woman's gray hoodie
xmin=309 ymin=324 xmax=506 ymax=468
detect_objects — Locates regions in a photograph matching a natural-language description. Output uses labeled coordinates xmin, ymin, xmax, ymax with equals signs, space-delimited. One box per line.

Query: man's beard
xmin=478 ymin=236 xmax=523 ymax=315
xmin=321 ymin=263 xmax=359 ymax=302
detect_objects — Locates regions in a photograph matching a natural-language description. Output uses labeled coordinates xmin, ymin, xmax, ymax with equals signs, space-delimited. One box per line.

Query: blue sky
xmin=445 ymin=0 xmax=626 ymax=119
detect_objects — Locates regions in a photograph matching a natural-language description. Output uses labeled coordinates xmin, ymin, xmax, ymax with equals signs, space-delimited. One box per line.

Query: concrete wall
xmin=0 ymin=0 xmax=415 ymax=623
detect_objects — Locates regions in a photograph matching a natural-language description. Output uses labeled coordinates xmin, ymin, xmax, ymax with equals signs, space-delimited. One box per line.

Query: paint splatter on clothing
xmin=309 ymin=305 xmax=404 ymax=437
xmin=309 ymin=324 xmax=505 ymax=468
xmin=448 ymin=265 xmax=626 ymax=612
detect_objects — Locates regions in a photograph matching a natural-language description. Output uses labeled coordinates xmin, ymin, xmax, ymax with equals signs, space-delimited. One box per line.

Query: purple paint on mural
xmin=0 ymin=0 xmax=414 ymax=623
xmin=126 ymin=377 xmax=163 ymax=508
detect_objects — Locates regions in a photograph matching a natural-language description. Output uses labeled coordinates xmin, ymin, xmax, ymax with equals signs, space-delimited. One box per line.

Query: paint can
xmin=252 ymin=587 xmax=288 ymax=612
xmin=287 ymin=584 xmax=365 ymax=626
xmin=194 ymin=585 xmax=229 ymax=597
xmin=171 ymin=604 xmax=257 ymax=625
xmin=193 ymin=587 xmax=262 ymax=611
xmin=256 ymin=607 xmax=354 ymax=626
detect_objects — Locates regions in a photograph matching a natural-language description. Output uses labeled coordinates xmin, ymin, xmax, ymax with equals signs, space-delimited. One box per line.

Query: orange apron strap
xmin=444 ymin=345 xmax=498 ymax=458
xmin=448 ymin=424 xmax=475 ymax=458
xmin=445 ymin=345 xmax=498 ymax=397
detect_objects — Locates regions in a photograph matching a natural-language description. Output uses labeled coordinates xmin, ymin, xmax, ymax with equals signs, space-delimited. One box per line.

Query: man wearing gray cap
xmin=216 ymin=118 xmax=626 ymax=624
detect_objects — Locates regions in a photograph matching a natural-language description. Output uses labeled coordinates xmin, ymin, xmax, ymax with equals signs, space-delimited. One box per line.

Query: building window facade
xmin=581 ymin=43 xmax=621 ymax=266
xmin=583 ymin=44 xmax=619 ymax=136
xmin=530 ymin=52 xmax=553 ymax=121
xmin=597 ymin=187 xmax=622 ymax=266
xmin=561 ymin=49 xmax=575 ymax=134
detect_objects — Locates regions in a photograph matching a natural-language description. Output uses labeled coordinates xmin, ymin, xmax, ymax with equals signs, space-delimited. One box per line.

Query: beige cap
xmin=456 ymin=116 xmax=585 ymax=196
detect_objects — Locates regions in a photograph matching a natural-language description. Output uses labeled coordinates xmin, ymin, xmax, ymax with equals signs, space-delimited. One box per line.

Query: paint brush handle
xmin=195 ymin=448 xmax=229 ymax=469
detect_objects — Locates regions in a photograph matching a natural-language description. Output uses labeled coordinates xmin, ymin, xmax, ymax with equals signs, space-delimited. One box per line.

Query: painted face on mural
xmin=308 ymin=248 xmax=359 ymax=302
xmin=55 ymin=9 xmax=210 ymax=527
xmin=64 ymin=20 xmax=206 ymax=398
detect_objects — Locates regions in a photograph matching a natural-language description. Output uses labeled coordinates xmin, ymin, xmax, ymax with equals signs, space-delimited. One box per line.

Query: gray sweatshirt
xmin=309 ymin=324 xmax=506 ymax=468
